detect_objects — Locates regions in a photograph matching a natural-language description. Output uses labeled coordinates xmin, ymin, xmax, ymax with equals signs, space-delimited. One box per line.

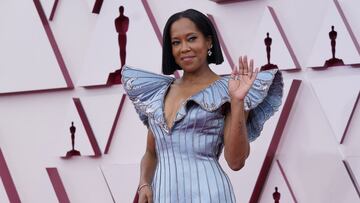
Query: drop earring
xmin=208 ymin=44 xmax=213 ymax=56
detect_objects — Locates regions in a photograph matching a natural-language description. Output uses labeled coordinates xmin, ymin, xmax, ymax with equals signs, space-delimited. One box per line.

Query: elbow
xmin=225 ymin=153 xmax=248 ymax=171
xmin=225 ymin=148 xmax=250 ymax=171
xmin=227 ymin=159 xmax=246 ymax=171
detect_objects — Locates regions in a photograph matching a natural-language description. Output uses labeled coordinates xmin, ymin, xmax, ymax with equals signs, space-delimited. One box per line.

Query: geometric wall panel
xmin=59 ymin=91 xmax=127 ymax=157
xmin=45 ymin=0 xmax=98 ymax=85
xmin=306 ymin=1 xmax=360 ymax=68
xmin=0 ymin=181 xmax=10 ymax=203
xmin=0 ymin=1 xmax=69 ymax=94
xmin=0 ymin=148 xmax=20 ymax=203
xmin=39 ymin=0 xmax=56 ymax=19
xmin=2 ymin=0 xmax=360 ymax=202
xmin=100 ymin=164 xmax=140 ymax=203
xmin=279 ymin=142 xmax=359 ymax=202
xmin=250 ymin=7 xmax=300 ymax=71
xmin=309 ymin=69 xmax=360 ymax=143
xmin=57 ymin=165 xmax=114 ymax=202
xmin=61 ymin=99 xmax=96 ymax=157
xmin=335 ymin=0 xmax=360 ymax=58
xmin=77 ymin=0 xmax=162 ymax=87
xmin=78 ymin=93 xmax=126 ymax=154
xmin=336 ymin=0 xmax=360 ymax=59
xmin=73 ymin=97 xmax=102 ymax=156
xmin=46 ymin=167 xmax=70 ymax=203
xmin=259 ymin=159 xmax=296 ymax=203
xmin=85 ymin=0 xmax=98 ymax=12
xmin=105 ymin=97 xmax=148 ymax=163
xmin=276 ymin=79 xmax=359 ymax=202
xmin=342 ymin=92 xmax=360 ymax=156
xmin=250 ymin=79 xmax=301 ymax=203
xmin=345 ymin=157 xmax=360 ymax=197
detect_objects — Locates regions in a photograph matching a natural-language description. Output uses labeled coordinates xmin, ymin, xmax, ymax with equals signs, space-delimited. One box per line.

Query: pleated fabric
xmin=122 ymin=65 xmax=283 ymax=203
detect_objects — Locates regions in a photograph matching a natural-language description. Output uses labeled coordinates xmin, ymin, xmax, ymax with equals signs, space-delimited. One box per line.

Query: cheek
xmin=197 ymin=46 xmax=208 ymax=59
xmin=171 ymin=47 xmax=178 ymax=58
xmin=171 ymin=47 xmax=182 ymax=64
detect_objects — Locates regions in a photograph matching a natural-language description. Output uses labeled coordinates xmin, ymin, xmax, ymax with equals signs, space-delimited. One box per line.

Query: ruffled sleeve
xmin=121 ymin=65 xmax=174 ymax=127
xmin=244 ymin=69 xmax=284 ymax=142
xmin=213 ymin=69 xmax=283 ymax=142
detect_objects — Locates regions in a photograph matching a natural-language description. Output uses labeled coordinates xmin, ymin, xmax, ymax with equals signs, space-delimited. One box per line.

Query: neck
xmin=180 ymin=65 xmax=218 ymax=85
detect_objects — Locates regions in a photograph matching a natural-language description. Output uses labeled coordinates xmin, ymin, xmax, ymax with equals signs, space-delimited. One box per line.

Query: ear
xmin=206 ymin=36 xmax=213 ymax=49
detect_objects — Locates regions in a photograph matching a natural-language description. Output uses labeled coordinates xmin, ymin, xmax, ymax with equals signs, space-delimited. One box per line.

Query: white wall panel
xmin=0 ymin=179 xmax=10 ymax=203
xmin=78 ymin=0 xmax=163 ymax=86
xmin=57 ymin=164 xmax=114 ymax=203
xmin=249 ymin=7 xmax=299 ymax=70
xmin=305 ymin=1 xmax=360 ymax=68
xmin=101 ymin=164 xmax=140 ymax=202
xmin=308 ymin=67 xmax=360 ymax=143
xmin=0 ymin=0 xmax=67 ymax=93
xmin=1 ymin=0 xmax=360 ymax=202
xmin=259 ymin=159 xmax=295 ymax=203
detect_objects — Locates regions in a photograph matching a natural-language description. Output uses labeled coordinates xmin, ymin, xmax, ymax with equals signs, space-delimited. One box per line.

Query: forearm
xmin=224 ymin=99 xmax=250 ymax=170
xmin=139 ymin=151 xmax=157 ymax=185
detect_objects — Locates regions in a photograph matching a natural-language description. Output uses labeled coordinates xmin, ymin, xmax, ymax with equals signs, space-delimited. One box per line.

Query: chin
xmin=179 ymin=63 xmax=198 ymax=73
xmin=181 ymin=67 xmax=197 ymax=73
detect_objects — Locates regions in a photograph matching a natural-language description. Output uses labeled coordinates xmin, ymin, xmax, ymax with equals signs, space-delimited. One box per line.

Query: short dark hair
xmin=162 ymin=9 xmax=224 ymax=75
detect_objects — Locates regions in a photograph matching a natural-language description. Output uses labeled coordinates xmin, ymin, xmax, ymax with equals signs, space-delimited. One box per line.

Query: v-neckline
xmin=161 ymin=76 xmax=223 ymax=134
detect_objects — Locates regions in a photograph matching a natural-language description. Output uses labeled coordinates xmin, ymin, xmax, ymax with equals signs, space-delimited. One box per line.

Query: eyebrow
xmin=171 ymin=32 xmax=198 ymax=40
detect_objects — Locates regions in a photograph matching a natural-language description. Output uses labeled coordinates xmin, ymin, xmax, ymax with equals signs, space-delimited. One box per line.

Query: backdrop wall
xmin=0 ymin=0 xmax=359 ymax=202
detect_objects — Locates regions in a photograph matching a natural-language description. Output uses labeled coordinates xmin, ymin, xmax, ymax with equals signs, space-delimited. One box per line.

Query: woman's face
xmin=170 ymin=17 xmax=212 ymax=73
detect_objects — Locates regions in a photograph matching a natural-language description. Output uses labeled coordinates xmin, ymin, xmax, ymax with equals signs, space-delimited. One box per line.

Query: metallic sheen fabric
xmin=122 ymin=66 xmax=283 ymax=203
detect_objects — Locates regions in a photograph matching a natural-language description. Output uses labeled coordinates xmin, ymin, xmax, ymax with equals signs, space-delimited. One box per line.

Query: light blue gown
xmin=121 ymin=65 xmax=283 ymax=203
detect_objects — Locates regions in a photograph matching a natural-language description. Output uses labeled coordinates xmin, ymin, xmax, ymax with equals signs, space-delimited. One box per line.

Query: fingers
xmin=249 ymin=59 xmax=254 ymax=78
xmin=231 ymin=64 xmax=239 ymax=80
xmin=243 ymin=56 xmax=249 ymax=75
xmin=239 ymin=56 xmax=256 ymax=76
xmin=251 ymin=67 xmax=259 ymax=81
xmin=238 ymin=56 xmax=243 ymax=75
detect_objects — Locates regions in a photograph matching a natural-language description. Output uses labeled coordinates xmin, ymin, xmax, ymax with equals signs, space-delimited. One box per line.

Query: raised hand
xmin=228 ymin=56 xmax=259 ymax=101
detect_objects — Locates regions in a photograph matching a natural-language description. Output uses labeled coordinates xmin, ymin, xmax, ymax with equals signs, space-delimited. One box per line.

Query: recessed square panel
xmin=276 ymin=79 xmax=359 ymax=202
xmin=346 ymin=157 xmax=360 ymax=193
xmin=306 ymin=1 xmax=360 ymax=68
xmin=77 ymin=92 xmax=125 ymax=153
xmin=249 ymin=7 xmax=300 ymax=71
xmin=106 ymin=96 xmax=148 ymax=163
xmin=57 ymin=165 xmax=114 ymax=202
xmin=308 ymin=68 xmax=360 ymax=143
xmin=0 ymin=179 xmax=10 ymax=203
xmin=39 ymin=0 xmax=56 ymax=19
xmin=0 ymin=1 xmax=68 ymax=94
xmin=100 ymin=164 xmax=140 ymax=202
xmin=336 ymin=0 xmax=360 ymax=56
xmin=77 ymin=0 xmax=163 ymax=86
xmin=259 ymin=159 xmax=295 ymax=203
xmin=60 ymin=99 xmax=95 ymax=157
xmin=341 ymin=92 xmax=360 ymax=156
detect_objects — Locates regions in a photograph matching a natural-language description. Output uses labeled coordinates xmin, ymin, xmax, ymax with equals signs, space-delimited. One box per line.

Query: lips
xmin=181 ymin=56 xmax=195 ymax=62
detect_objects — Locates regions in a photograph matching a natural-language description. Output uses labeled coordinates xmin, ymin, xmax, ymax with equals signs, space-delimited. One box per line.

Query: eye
xmin=171 ymin=40 xmax=180 ymax=46
xmin=188 ymin=36 xmax=197 ymax=42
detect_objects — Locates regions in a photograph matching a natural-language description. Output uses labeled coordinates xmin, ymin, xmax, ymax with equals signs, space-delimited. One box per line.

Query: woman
xmin=122 ymin=9 xmax=283 ymax=203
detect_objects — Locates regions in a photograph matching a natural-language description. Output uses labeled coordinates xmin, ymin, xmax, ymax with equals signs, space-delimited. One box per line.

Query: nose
xmin=180 ymin=42 xmax=191 ymax=53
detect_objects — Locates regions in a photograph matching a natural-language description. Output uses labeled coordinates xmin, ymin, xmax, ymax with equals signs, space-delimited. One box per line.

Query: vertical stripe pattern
xmin=151 ymin=104 xmax=235 ymax=203
xmin=122 ymin=65 xmax=283 ymax=203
